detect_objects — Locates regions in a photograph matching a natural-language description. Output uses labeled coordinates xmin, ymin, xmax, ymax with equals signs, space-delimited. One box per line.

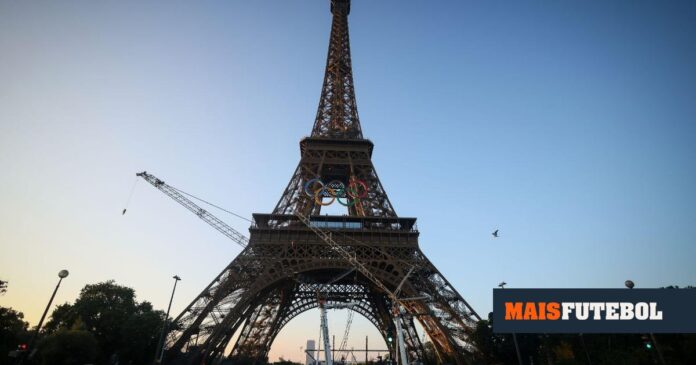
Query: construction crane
xmin=337 ymin=273 xmax=357 ymax=358
xmin=135 ymin=171 xmax=413 ymax=363
xmin=297 ymin=269 xmax=358 ymax=365
xmin=338 ymin=310 xmax=354 ymax=353
xmin=317 ymin=269 xmax=357 ymax=365
xmin=136 ymin=171 xmax=249 ymax=248
xmin=319 ymin=300 xmax=357 ymax=365
xmin=295 ymin=212 xmax=422 ymax=365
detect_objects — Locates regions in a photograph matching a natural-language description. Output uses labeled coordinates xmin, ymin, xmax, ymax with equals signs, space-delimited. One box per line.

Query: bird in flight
xmin=492 ymin=229 xmax=499 ymax=238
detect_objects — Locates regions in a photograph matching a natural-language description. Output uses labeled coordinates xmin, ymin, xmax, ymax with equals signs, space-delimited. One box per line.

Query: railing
xmin=251 ymin=213 xmax=418 ymax=233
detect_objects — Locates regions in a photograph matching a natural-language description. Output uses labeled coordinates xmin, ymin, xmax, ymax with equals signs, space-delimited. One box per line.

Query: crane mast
xmin=319 ymin=300 xmax=334 ymax=365
xmin=136 ymin=171 xmax=249 ymax=248
xmin=319 ymin=300 xmax=358 ymax=365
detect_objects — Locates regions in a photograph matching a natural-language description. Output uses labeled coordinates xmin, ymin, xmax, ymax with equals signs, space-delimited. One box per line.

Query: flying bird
xmin=492 ymin=229 xmax=499 ymax=238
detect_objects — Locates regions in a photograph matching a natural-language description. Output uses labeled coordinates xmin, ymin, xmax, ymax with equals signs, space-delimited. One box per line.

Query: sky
xmin=1 ymin=0 xmax=696 ymax=362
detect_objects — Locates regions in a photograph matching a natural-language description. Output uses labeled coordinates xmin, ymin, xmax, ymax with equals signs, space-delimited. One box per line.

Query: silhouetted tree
xmin=274 ymin=358 xmax=302 ymax=365
xmin=118 ymin=301 xmax=165 ymax=364
xmin=0 ymin=306 xmax=29 ymax=365
xmin=35 ymin=329 xmax=98 ymax=365
xmin=226 ymin=354 xmax=258 ymax=365
xmin=470 ymin=316 xmax=533 ymax=364
xmin=42 ymin=303 xmax=77 ymax=334
xmin=42 ymin=280 xmax=165 ymax=365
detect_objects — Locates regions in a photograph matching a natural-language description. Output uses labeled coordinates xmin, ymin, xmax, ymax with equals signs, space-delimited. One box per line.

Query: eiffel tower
xmin=164 ymin=1 xmax=481 ymax=364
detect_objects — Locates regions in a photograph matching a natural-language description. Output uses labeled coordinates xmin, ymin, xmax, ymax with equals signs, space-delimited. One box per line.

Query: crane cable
xmin=167 ymin=184 xmax=253 ymax=223
xmin=122 ymin=177 xmax=139 ymax=215
xmin=125 ymin=174 xmax=253 ymax=224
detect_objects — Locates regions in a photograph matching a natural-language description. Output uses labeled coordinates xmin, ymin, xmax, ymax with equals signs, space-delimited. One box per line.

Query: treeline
xmin=2 ymin=281 xmax=696 ymax=365
xmin=1 ymin=281 xmax=165 ymax=365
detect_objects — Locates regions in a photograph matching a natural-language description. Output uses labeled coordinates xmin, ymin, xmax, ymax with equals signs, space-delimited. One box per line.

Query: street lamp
xmin=497 ymin=281 xmax=522 ymax=365
xmin=155 ymin=275 xmax=182 ymax=364
xmin=26 ymin=270 xmax=69 ymax=359
xmin=625 ymin=279 xmax=665 ymax=365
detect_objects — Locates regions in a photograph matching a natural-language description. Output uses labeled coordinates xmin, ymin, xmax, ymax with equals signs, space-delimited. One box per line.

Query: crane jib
xmin=136 ymin=171 xmax=248 ymax=248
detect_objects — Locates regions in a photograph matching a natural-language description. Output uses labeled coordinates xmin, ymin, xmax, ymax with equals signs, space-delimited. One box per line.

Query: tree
xmin=470 ymin=317 xmax=526 ymax=364
xmin=71 ymin=280 xmax=137 ymax=358
xmin=42 ymin=303 xmax=77 ymax=334
xmin=42 ymin=280 xmax=165 ymax=364
xmin=36 ymin=329 xmax=98 ymax=365
xmin=226 ymin=354 xmax=258 ymax=365
xmin=0 ymin=306 xmax=29 ymax=365
xmin=118 ymin=301 xmax=165 ymax=364
xmin=0 ymin=279 xmax=7 ymax=295
xmin=469 ymin=316 xmax=544 ymax=365
xmin=274 ymin=357 xmax=302 ymax=365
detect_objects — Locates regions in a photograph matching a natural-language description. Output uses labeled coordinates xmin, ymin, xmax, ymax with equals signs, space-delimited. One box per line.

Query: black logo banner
xmin=493 ymin=288 xmax=696 ymax=333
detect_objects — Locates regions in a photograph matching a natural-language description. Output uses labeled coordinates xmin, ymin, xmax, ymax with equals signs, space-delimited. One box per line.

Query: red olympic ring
xmin=346 ymin=178 xmax=368 ymax=199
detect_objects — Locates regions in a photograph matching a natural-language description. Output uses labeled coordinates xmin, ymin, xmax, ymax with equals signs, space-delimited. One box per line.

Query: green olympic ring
xmin=304 ymin=178 xmax=368 ymax=206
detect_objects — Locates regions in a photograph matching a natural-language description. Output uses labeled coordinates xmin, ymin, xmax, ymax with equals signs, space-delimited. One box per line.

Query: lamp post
xmin=498 ymin=282 xmax=522 ymax=365
xmin=25 ymin=269 xmax=69 ymax=361
xmin=624 ymin=280 xmax=665 ymax=365
xmin=155 ymin=275 xmax=181 ymax=364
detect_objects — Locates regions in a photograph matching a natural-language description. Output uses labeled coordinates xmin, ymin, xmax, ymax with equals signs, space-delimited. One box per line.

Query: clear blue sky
xmin=1 ymin=0 xmax=695 ymax=362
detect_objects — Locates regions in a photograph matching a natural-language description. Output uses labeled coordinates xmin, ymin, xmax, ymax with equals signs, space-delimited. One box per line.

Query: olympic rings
xmin=303 ymin=178 xmax=368 ymax=206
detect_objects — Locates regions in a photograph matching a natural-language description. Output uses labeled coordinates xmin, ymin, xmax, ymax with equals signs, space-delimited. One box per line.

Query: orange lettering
xmin=539 ymin=302 xmax=547 ymax=320
xmin=547 ymin=302 xmax=561 ymax=320
xmin=524 ymin=302 xmax=538 ymax=320
xmin=505 ymin=302 xmax=523 ymax=320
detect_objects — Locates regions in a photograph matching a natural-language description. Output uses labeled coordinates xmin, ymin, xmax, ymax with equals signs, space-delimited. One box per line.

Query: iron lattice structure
xmin=164 ymin=1 xmax=481 ymax=364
